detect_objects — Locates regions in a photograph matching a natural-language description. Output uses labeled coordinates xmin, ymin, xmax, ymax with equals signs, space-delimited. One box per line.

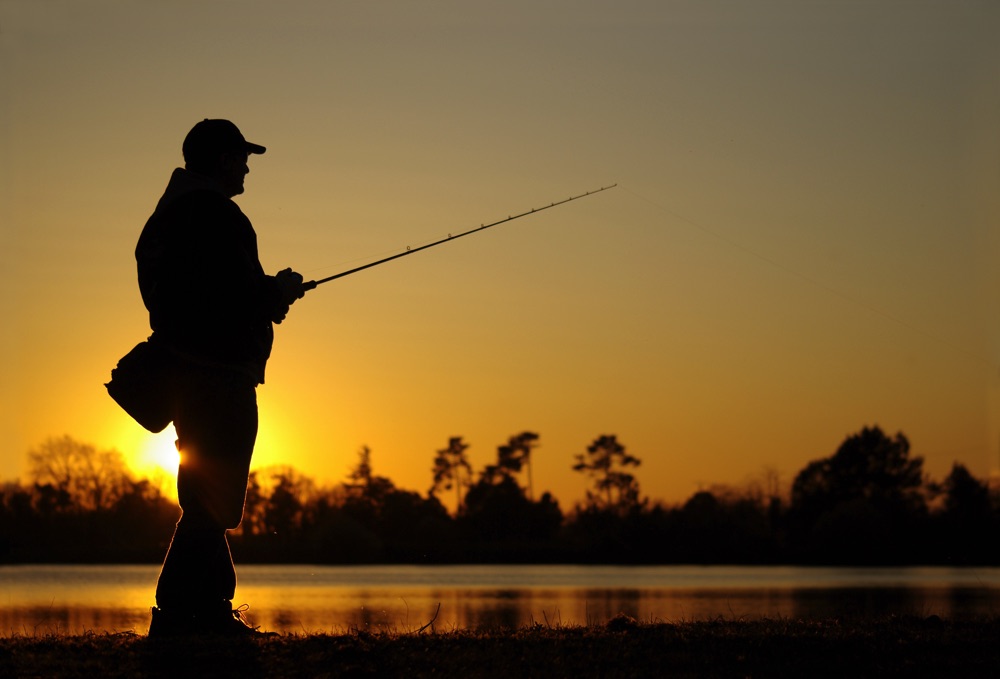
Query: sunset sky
xmin=2 ymin=1 xmax=999 ymax=508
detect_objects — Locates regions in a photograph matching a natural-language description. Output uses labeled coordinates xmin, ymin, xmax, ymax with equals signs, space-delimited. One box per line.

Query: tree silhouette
xmin=941 ymin=462 xmax=992 ymax=518
xmin=935 ymin=462 xmax=998 ymax=563
xmin=791 ymin=426 xmax=924 ymax=517
xmin=504 ymin=432 xmax=539 ymax=501
xmin=339 ymin=446 xmax=454 ymax=561
xmin=263 ymin=467 xmax=314 ymax=538
xmin=345 ymin=445 xmax=395 ymax=506
xmin=460 ymin=433 xmax=561 ymax=552
xmin=8 ymin=426 xmax=1000 ymax=565
xmin=461 ymin=475 xmax=562 ymax=548
xmin=27 ymin=435 xmax=133 ymax=512
xmin=788 ymin=426 xmax=927 ymax=563
xmin=430 ymin=436 xmax=472 ymax=514
xmin=572 ymin=435 xmax=643 ymax=516
xmin=481 ymin=431 xmax=539 ymax=496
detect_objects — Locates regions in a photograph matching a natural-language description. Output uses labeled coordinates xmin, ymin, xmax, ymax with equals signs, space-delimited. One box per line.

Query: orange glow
xmin=2 ymin=2 xmax=998 ymax=506
xmin=139 ymin=427 xmax=180 ymax=478
xmin=125 ymin=427 xmax=179 ymax=501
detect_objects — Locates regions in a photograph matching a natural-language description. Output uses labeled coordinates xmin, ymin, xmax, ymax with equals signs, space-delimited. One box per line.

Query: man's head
xmin=182 ymin=119 xmax=266 ymax=197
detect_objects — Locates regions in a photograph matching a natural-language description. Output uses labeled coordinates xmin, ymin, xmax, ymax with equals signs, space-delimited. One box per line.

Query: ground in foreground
xmin=1 ymin=615 xmax=997 ymax=678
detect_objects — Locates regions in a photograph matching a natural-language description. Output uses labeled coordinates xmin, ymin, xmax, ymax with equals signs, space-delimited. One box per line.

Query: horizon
xmin=6 ymin=423 xmax=996 ymax=513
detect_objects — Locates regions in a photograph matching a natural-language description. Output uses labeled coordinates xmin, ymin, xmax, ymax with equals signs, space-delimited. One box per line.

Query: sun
xmin=140 ymin=426 xmax=181 ymax=476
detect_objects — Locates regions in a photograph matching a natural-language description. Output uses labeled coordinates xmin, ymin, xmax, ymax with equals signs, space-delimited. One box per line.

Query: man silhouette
xmin=137 ymin=119 xmax=305 ymax=636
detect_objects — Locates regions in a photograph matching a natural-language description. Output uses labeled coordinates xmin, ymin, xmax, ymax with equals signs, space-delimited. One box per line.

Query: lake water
xmin=2 ymin=564 xmax=1000 ymax=635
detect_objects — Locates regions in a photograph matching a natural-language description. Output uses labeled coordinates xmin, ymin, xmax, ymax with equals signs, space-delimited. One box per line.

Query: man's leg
xmin=154 ymin=510 xmax=238 ymax=610
xmin=152 ymin=367 xmax=257 ymax=633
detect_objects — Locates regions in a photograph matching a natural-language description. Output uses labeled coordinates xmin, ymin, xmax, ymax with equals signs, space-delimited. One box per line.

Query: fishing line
xmin=619 ymin=185 xmax=997 ymax=372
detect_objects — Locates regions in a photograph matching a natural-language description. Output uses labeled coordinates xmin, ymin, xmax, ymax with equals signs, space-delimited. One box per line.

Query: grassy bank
xmin=2 ymin=616 xmax=998 ymax=678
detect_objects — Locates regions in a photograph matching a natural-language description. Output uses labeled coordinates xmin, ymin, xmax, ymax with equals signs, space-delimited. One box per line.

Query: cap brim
xmin=246 ymin=141 xmax=266 ymax=155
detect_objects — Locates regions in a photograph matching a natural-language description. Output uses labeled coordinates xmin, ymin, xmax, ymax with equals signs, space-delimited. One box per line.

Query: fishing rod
xmin=303 ymin=183 xmax=617 ymax=290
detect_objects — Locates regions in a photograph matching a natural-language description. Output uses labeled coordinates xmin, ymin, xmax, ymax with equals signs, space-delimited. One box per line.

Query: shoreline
xmin=2 ymin=616 xmax=998 ymax=678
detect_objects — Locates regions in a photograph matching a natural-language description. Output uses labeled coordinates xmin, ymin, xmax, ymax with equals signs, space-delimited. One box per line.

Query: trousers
xmin=154 ymin=364 xmax=258 ymax=612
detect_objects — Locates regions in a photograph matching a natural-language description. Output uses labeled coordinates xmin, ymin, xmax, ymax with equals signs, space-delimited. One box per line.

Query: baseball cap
xmin=182 ymin=119 xmax=266 ymax=165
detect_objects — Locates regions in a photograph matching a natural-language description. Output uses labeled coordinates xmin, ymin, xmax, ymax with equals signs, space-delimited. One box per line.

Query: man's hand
xmin=275 ymin=268 xmax=306 ymax=304
xmin=271 ymin=268 xmax=305 ymax=324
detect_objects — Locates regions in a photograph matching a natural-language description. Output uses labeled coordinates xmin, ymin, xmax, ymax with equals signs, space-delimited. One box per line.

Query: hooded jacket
xmin=136 ymin=168 xmax=285 ymax=383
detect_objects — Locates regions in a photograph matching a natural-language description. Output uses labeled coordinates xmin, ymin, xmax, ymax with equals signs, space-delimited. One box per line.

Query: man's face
xmin=218 ymin=151 xmax=251 ymax=197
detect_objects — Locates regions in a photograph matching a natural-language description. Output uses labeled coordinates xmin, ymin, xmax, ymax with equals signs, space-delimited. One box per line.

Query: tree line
xmin=1 ymin=426 xmax=998 ymax=565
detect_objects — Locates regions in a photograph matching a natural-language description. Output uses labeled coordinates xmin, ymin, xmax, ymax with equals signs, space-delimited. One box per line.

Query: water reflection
xmin=0 ymin=606 xmax=149 ymax=636
xmin=2 ymin=564 xmax=1000 ymax=635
